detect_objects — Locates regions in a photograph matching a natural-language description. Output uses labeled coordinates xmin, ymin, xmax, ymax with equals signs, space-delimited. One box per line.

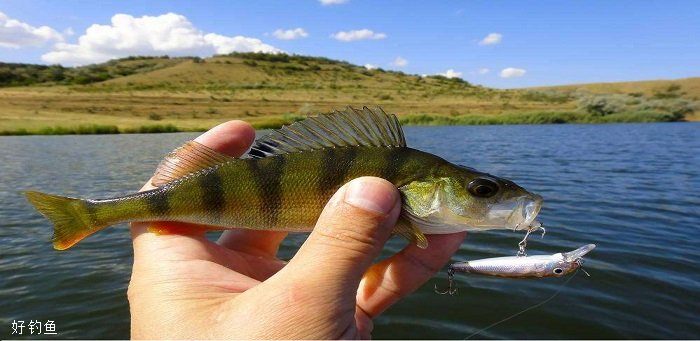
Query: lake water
xmin=1 ymin=123 xmax=699 ymax=339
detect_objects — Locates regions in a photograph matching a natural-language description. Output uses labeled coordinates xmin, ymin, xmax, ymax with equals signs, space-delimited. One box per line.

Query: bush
xmin=123 ymin=124 xmax=181 ymax=133
xmin=34 ymin=124 xmax=120 ymax=135
xmin=399 ymin=109 xmax=692 ymax=126
xmin=520 ymin=90 xmax=571 ymax=103
xmin=148 ymin=113 xmax=163 ymax=121
xmin=577 ymin=94 xmax=626 ymax=116
xmin=653 ymin=84 xmax=684 ymax=99
xmin=634 ymin=98 xmax=698 ymax=118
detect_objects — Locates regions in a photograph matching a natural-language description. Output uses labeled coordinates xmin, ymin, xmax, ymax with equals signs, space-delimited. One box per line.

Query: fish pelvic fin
xmin=393 ymin=216 xmax=429 ymax=249
xmin=24 ymin=191 xmax=104 ymax=250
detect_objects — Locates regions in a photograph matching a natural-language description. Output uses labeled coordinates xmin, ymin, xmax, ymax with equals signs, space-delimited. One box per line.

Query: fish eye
xmin=467 ymin=178 xmax=500 ymax=198
xmin=553 ymin=268 xmax=564 ymax=275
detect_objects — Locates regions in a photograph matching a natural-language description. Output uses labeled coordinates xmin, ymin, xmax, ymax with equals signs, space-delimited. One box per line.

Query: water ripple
xmin=2 ymin=123 xmax=700 ymax=339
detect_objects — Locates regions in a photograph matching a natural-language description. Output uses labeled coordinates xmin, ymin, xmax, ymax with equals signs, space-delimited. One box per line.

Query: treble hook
xmin=434 ymin=267 xmax=458 ymax=295
xmin=517 ymin=228 xmax=533 ymax=257
xmin=576 ymin=259 xmax=591 ymax=277
xmin=516 ymin=222 xmax=546 ymax=257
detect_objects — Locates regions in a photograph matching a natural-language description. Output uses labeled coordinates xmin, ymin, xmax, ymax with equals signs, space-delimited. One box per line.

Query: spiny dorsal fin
xmin=248 ymin=106 xmax=406 ymax=158
xmin=152 ymin=141 xmax=234 ymax=187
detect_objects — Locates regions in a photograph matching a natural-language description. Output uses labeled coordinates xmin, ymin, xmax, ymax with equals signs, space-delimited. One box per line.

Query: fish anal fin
xmin=146 ymin=222 xmax=226 ymax=235
xmin=393 ymin=216 xmax=429 ymax=249
xmin=152 ymin=140 xmax=234 ymax=187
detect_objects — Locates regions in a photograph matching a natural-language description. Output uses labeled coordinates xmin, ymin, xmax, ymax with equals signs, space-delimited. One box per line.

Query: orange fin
xmin=152 ymin=140 xmax=234 ymax=187
xmin=147 ymin=222 xmax=227 ymax=236
xmin=393 ymin=216 xmax=429 ymax=249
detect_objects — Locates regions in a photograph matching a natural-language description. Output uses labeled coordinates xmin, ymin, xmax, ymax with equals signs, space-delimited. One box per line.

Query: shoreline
xmin=0 ymin=112 xmax=692 ymax=136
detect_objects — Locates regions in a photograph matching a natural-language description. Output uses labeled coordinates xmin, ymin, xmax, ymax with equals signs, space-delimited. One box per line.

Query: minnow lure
xmin=25 ymin=106 xmax=544 ymax=250
xmin=436 ymin=244 xmax=595 ymax=295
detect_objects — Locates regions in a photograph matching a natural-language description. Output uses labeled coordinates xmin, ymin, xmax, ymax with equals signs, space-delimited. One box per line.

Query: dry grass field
xmin=0 ymin=53 xmax=696 ymax=134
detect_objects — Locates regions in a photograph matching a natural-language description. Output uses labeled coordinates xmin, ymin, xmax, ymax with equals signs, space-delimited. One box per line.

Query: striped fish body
xmin=89 ymin=146 xmax=443 ymax=233
xmin=25 ymin=106 xmax=544 ymax=250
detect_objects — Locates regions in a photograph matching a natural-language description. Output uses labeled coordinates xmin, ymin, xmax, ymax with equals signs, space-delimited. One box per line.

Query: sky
xmin=0 ymin=0 xmax=698 ymax=88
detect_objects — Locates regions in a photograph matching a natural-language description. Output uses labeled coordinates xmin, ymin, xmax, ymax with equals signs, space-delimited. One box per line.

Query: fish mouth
xmin=494 ymin=194 xmax=543 ymax=230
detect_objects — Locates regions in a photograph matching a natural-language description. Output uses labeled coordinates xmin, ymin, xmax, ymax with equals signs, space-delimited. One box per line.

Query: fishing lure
xmin=435 ymin=244 xmax=595 ymax=295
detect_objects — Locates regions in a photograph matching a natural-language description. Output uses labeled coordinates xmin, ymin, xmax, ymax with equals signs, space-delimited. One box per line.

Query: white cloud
xmin=500 ymin=67 xmax=526 ymax=78
xmin=204 ymin=33 xmax=280 ymax=54
xmin=332 ymin=29 xmax=386 ymax=42
xmin=478 ymin=32 xmax=502 ymax=45
xmin=272 ymin=28 xmax=308 ymax=40
xmin=41 ymin=13 xmax=280 ymax=65
xmin=391 ymin=56 xmax=408 ymax=67
xmin=478 ymin=68 xmax=490 ymax=75
xmin=320 ymin=0 xmax=349 ymax=5
xmin=364 ymin=64 xmax=377 ymax=70
xmin=438 ymin=69 xmax=462 ymax=79
xmin=0 ymin=11 xmax=63 ymax=48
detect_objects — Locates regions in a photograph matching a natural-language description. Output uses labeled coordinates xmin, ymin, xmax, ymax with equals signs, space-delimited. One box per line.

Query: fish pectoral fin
xmin=152 ymin=140 xmax=235 ymax=187
xmin=392 ymin=216 xmax=429 ymax=249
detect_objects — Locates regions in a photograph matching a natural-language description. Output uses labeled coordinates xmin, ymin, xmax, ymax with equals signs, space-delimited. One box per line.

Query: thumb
xmin=281 ymin=177 xmax=401 ymax=297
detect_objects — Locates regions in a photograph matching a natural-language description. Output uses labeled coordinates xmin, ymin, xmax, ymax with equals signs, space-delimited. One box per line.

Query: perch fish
xmin=25 ymin=106 xmax=543 ymax=250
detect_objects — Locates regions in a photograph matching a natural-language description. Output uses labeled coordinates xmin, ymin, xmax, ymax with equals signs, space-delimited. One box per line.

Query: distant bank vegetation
xmin=0 ymin=56 xmax=183 ymax=87
xmin=0 ymin=124 xmax=185 ymax=136
xmin=0 ymin=53 xmax=697 ymax=135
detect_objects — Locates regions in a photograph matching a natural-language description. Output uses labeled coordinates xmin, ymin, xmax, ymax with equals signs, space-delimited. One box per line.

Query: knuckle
xmin=314 ymin=225 xmax=378 ymax=256
xmin=126 ymin=282 xmax=140 ymax=303
xmin=314 ymin=203 xmax=388 ymax=254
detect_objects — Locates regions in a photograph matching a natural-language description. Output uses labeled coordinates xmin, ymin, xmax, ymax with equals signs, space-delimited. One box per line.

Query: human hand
xmin=128 ymin=120 xmax=467 ymax=339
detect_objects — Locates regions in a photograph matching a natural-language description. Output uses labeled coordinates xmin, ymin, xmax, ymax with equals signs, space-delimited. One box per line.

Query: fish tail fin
xmin=24 ymin=191 xmax=104 ymax=250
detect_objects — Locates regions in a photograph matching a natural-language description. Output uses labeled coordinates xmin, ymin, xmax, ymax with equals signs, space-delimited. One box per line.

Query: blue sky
xmin=0 ymin=0 xmax=698 ymax=88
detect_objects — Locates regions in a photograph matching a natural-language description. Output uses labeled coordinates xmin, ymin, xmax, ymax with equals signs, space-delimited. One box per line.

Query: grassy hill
xmin=0 ymin=53 xmax=697 ymax=135
xmin=536 ymin=77 xmax=700 ymax=99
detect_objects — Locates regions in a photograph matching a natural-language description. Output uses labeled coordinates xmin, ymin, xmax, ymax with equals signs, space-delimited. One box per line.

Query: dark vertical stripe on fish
xmin=200 ymin=168 xmax=225 ymax=221
xmin=144 ymin=191 xmax=170 ymax=217
xmin=380 ymin=147 xmax=409 ymax=183
xmin=249 ymin=156 xmax=286 ymax=226
xmin=319 ymin=147 xmax=357 ymax=196
xmin=84 ymin=199 xmax=99 ymax=219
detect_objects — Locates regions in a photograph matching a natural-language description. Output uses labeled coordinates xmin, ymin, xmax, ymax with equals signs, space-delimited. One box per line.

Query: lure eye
xmin=553 ymin=268 xmax=564 ymax=275
xmin=467 ymin=178 xmax=500 ymax=198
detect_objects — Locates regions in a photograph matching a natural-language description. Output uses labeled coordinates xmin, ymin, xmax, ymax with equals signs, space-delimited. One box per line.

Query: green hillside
xmin=0 ymin=53 xmax=697 ymax=135
xmin=536 ymin=77 xmax=700 ymax=99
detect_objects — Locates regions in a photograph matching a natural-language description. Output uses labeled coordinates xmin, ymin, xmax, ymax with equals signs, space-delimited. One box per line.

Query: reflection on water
xmin=1 ymin=123 xmax=699 ymax=339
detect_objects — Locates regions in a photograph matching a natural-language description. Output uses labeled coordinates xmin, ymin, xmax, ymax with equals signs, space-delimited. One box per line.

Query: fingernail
xmin=344 ymin=178 xmax=397 ymax=215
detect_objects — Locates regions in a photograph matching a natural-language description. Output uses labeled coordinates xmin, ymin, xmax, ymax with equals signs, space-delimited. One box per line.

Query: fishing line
xmin=464 ymin=270 xmax=580 ymax=340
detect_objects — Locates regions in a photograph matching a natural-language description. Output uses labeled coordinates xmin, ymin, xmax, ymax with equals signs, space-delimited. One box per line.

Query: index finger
xmin=356 ymin=232 xmax=467 ymax=318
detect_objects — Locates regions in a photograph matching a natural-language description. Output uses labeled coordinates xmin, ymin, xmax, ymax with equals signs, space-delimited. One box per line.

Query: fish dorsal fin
xmin=151 ymin=141 xmax=234 ymax=187
xmin=248 ymin=106 xmax=406 ymax=158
